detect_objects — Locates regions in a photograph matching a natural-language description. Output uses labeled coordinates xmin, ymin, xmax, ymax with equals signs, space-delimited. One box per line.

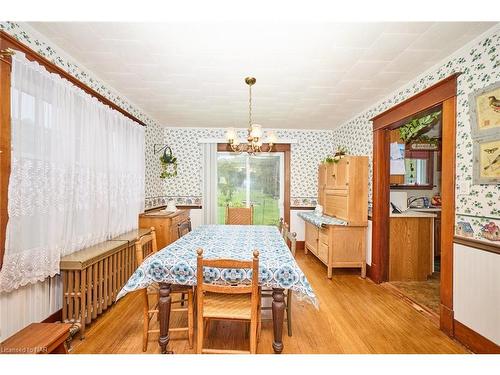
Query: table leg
xmin=271 ymin=288 xmax=285 ymax=354
xmin=158 ymin=282 xmax=173 ymax=354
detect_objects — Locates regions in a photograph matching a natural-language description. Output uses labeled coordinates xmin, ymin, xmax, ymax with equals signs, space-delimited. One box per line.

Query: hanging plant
xmin=399 ymin=110 xmax=441 ymax=143
xmin=159 ymin=146 xmax=178 ymax=179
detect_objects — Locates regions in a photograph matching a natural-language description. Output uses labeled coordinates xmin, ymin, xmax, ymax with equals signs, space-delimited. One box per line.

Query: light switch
xmin=458 ymin=180 xmax=470 ymax=195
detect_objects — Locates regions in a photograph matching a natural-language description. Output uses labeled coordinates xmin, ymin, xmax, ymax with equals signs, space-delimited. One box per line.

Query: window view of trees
xmin=217 ymin=153 xmax=282 ymax=225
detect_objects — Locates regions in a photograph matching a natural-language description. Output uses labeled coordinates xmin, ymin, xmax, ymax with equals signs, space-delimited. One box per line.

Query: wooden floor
xmin=72 ymin=251 xmax=468 ymax=354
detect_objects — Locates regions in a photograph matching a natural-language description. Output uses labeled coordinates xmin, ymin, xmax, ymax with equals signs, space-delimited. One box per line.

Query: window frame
xmin=217 ymin=143 xmax=291 ymax=226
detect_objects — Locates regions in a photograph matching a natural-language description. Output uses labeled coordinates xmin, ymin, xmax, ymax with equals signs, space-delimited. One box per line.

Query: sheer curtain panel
xmin=0 ymin=52 xmax=145 ymax=292
xmin=202 ymin=143 xmax=218 ymax=225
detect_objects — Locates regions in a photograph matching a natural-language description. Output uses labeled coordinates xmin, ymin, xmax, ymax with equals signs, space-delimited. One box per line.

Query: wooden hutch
xmin=303 ymin=156 xmax=368 ymax=278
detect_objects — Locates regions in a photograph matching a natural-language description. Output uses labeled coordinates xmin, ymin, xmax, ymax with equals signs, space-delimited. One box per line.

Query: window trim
xmin=390 ymin=150 xmax=435 ymax=190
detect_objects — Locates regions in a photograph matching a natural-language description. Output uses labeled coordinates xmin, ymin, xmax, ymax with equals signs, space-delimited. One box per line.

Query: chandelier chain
xmin=248 ymin=83 xmax=252 ymax=129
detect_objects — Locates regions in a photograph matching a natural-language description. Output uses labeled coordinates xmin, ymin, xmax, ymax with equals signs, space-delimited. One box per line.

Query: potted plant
xmin=399 ymin=110 xmax=441 ymax=143
xmin=159 ymin=147 xmax=178 ymax=179
xmin=323 ymin=146 xmax=348 ymax=164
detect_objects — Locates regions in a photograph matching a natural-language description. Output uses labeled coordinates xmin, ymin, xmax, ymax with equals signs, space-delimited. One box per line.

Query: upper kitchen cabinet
xmin=322 ymin=156 xmax=369 ymax=226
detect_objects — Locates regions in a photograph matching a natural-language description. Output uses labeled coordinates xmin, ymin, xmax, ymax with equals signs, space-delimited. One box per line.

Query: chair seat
xmin=203 ymin=292 xmax=252 ymax=320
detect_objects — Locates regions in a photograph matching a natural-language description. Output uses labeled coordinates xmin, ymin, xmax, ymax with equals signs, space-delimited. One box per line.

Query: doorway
xmin=386 ymin=105 xmax=443 ymax=317
xmin=370 ymin=74 xmax=460 ymax=336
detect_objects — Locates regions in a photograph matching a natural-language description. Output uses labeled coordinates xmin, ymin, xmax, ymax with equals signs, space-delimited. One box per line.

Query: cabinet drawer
xmin=318 ymin=241 xmax=329 ymax=263
xmin=172 ymin=212 xmax=189 ymax=225
xmin=319 ymin=229 xmax=329 ymax=245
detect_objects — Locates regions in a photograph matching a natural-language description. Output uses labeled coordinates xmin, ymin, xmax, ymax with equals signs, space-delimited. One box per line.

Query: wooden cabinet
xmin=434 ymin=212 xmax=441 ymax=258
xmin=323 ymin=157 xmax=368 ymax=226
xmin=304 ymin=156 xmax=369 ymax=278
xmin=317 ymin=164 xmax=327 ymax=206
xmin=305 ymin=222 xmax=366 ymax=278
xmin=305 ymin=221 xmax=319 ymax=255
xmin=389 ymin=216 xmax=433 ymax=281
xmin=138 ymin=209 xmax=190 ymax=250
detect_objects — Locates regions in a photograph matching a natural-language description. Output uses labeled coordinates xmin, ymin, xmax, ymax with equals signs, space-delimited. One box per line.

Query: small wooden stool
xmin=0 ymin=323 xmax=72 ymax=354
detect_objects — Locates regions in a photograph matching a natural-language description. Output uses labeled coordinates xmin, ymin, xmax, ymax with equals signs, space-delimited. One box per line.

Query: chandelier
xmin=225 ymin=77 xmax=277 ymax=154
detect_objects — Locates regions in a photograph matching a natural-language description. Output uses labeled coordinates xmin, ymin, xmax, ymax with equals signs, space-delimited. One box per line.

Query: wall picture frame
xmin=472 ymin=136 xmax=500 ymax=185
xmin=468 ymin=81 xmax=500 ymax=139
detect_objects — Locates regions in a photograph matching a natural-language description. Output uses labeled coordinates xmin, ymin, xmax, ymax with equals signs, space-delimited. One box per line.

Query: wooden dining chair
xmin=134 ymin=227 xmax=194 ymax=351
xmin=196 ymin=248 xmax=261 ymax=354
xmin=225 ymin=204 xmax=253 ymax=225
xmin=176 ymin=218 xmax=194 ymax=306
xmin=261 ymin=225 xmax=296 ymax=336
xmin=278 ymin=217 xmax=285 ymax=235
xmin=177 ymin=218 xmax=192 ymax=238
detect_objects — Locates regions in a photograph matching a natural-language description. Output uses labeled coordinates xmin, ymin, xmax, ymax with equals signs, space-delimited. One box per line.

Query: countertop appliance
xmin=389 ymin=191 xmax=408 ymax=213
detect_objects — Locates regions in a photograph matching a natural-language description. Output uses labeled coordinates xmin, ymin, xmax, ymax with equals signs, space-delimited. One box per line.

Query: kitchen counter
xmin=409 ymin=207 xmax=442 ymax=213
xmin=390 ymin=209 xmax=437 ymax=218
xmin=298 ymin=211 xmax=348 ymax=228
xmin=389 ymin=212 xmax=435 ymax=281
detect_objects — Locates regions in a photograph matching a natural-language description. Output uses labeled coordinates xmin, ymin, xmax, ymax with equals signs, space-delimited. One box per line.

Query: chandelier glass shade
xmin=225 ymin=77 xmax=277 ymax=154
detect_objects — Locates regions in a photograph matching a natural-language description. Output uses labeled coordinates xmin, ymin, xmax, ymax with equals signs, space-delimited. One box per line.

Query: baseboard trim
xmin=41 ymin=309 xmax=62 ymax=323
xmin=296 ymin=240 xmax=305 ymax=251
xmin=366 ymin=264 xmax=372 ymax=280
xmin=454 ymin=320 xmax=500 ymax=354
xmin=440 ymin=304 xmax=454 ymax=337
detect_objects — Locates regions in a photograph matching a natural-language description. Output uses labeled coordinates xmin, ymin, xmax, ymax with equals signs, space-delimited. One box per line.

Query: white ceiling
xmin=28 ymin=22 xmax=496 ymax=129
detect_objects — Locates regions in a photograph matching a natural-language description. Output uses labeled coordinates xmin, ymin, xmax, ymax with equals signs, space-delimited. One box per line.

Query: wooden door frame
xmin=0 ymin=50 xmax=12 ymax=270
xmin=370 ymin=74 xmax=460 ymax=336
xmin=217 ymin=143 xmax=291 ymax=226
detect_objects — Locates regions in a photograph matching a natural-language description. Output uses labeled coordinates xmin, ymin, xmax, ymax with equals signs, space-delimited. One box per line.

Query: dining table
xmin=117 ymin=224 xmax=318 ymax=354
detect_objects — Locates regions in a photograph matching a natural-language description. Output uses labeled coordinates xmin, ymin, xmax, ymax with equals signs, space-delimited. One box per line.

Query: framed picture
xmin=473 ymin=136 xmax=500 ymax=184
xmin=468 ymin=81 xmax=500 ymax=139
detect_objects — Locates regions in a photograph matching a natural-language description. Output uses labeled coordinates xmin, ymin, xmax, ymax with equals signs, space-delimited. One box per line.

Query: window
xmin=217 ymin=152 xmax=284 ymax=225
xmin=404 ymin=158 xmax=430 ymax=185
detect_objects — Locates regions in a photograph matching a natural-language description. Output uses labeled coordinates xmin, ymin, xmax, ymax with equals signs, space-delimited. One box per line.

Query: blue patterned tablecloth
xmin=117 ymin=225 xmax=318 ymax=308
xmin=297 ymin=211 xmax=348 ymax=228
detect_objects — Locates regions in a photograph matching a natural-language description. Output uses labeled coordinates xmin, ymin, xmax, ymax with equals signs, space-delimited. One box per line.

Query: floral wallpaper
xmin=331 ymin=26 xmax=500 ymax=243
xmin=145 ymin=127 xmax=335 ymax=209
xmin=1 ymin=22 xmax=336 ymax=211
xmin=3 ymin=21 xmax=498 ymax=243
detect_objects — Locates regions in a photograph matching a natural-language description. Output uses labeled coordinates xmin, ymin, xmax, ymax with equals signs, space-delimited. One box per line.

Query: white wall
xmin=453 ymin=244 xmax=500 ymax=345
xmin=291 ymin=209 xmax=314 ymax=241
xmin=0 ymin=276 xmax=62 ymax=341
xmin=189 ymin=208 xmax=204 ymax=229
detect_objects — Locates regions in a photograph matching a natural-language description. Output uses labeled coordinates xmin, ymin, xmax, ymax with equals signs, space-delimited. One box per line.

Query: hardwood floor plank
xmin=72 ymin=251 xmax=467 ymax=354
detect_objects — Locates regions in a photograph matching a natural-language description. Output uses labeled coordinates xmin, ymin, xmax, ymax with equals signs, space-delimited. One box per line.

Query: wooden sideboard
xmin=138 ymin=209 xmax=190 ymax=250
xmin=305 ymin=156 xmax=368 ymax=278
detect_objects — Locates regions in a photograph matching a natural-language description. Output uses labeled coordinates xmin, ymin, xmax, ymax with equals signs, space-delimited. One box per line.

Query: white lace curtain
xmin=0 ymin=52 xmax=145 ymax=293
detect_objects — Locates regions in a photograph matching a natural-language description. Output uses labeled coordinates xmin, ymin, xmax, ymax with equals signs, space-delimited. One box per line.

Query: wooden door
xmin=304 ymin=221 xmax=319 ymax=254
xmin=333 ymin=159 xmax=349 ymax=188
xmin=325 ymin=163 xmax=336 ymax=188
